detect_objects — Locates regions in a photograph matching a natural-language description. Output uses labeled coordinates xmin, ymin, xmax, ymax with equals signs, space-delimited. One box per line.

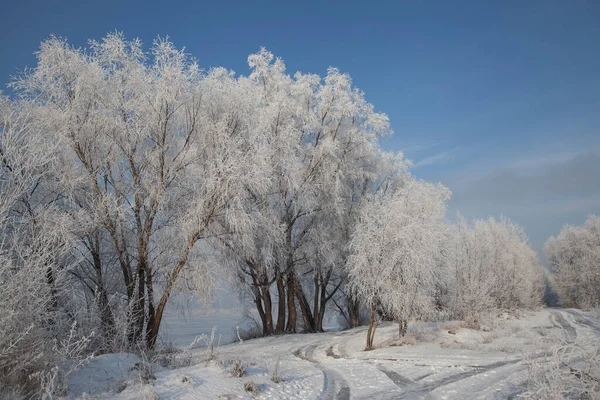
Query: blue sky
xmin=2 ymin=0 xmax=599 ymax=259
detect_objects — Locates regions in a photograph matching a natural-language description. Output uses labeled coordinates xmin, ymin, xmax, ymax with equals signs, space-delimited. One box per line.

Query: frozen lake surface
xmin=159 ymin=314 xmax=249 ymax=347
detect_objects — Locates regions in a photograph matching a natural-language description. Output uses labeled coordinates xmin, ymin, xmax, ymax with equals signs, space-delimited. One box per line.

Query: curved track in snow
xmin=316 ymin=309 xmax=591 ymax=399
xmin=293 ymin=344 xmax=351 ymax=400
xmin=175 ymin=308 xmax=598 ymax=400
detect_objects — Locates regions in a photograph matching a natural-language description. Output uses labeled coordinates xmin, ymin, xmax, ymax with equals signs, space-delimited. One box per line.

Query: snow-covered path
xmin=69 ymin=309 xmax=598 ymax=399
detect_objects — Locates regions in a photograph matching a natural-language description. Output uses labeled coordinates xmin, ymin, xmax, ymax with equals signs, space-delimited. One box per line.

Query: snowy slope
xmin=67 ymin=308 xmax=599 ymax=399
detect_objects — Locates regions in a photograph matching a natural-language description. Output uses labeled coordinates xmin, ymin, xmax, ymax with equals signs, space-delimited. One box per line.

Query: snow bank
xmin=67 ymin=353 xmax=142 ymax=398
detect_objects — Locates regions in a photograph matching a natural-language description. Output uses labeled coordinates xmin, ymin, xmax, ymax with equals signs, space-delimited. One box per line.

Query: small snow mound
xmin=67 ymin=353 xmax=142 ymax=397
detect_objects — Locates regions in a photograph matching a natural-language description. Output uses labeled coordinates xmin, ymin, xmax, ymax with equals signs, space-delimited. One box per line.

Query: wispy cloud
xmin=402 ymin=140 xmax=447 ymax=155
xmin=530 ymin=196 xmax=600 ymax=215
xmin=414 ymin=147 xmax=461 ymax=168
xmin=451 ymin=152 xmax=600 ymax=206
xmin=507 ymin=151 xmax=582 ymax=171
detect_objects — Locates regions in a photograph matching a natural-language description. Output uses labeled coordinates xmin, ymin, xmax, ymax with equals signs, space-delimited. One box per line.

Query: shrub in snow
xmin=196 ymin=326 xmax=221 ymax=363
xmin=545 ymin=215 xmax=600 ymax=309
xmin=389 ymin=336 xmax=418 ymax=347
xmin=150 ymin=341 xmax=196 ymax=369
xmin=243 ymin=380 xmax=260 ymax=395
xmin=34 ymin=322 xmax=95 ymax=398
xmin=235 ymin=319 xmax=264 ymax=341
xmin=270 ymin=357 xmax=281 ymax=383
xmin=130 ymin=362 xmax=156 ymax=383
xmin=523 ymin=338 xmax=600 ymax=399
xmin=229 ymin=358 xmax=247 ymax=378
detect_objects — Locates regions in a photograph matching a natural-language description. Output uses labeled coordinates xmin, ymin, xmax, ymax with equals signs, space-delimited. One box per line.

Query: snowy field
xmin=67 ymin=308 xmax=600 ymax=399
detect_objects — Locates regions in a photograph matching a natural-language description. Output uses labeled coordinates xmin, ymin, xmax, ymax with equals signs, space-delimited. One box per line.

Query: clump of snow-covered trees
xmin=545 ymin=215 xmax=600 ymax=309
xmin=347 ymin=208 xmax=544 ymax=349
xmin=346 ymin=178 xmax=450 ymax=349
xmin=443 ymin=216 xmax=545 ymax=320
xmin=0 ymin=32 xmax=547 ymax=394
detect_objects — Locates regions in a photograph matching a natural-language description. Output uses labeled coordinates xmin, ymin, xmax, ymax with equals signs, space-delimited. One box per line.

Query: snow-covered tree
xmin=545 ymin=215 xmax=600 ymax=309
xmin=444 ymin=216 xmax=544 ymax=319
xmin=0 ymin=95 xmax=78 ymax=392
xmin=216 ymin=49 xmax=392 ymax=335
xmin=346 ymin=175 xmax=450 ymax=349
xmin=12 ymin=33 xmax=265 ymax=348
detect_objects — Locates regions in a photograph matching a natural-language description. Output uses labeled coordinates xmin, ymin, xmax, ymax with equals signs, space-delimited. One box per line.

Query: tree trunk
xmin=285 ymin=272 xmax=297 ymax=333
xmin=398 ymin=319 xmax=408 ymax=337
xmin=275 ymin=269 xmax=286 ymax=333
xmin=134 ymin=267 xmax=146 ymax=345
xmin=366 ymin=297 xmax=377 ymax=350
xmin=348 ymin=297 xmax=361 ymax=328
xmin=314 ymin=268 xmax=337 ymax=332
xmin=313 ymin=274 xmax=320 ymax=329
xmin=250 ymin=281 xmax=268 ymax=336
xmin=255 ymin=294 xmax=268 ymax=336
xmin=316 ymin=284 xmax=327 ymax=332
xmin=295 ymin=278 xmax=316 ymax=332
xmin=145 ymin=266 xmax=156 ymax=346
xmin=261 ymin=284 xmax=274 ymax=335
xmin=46 ymin=265 xmax=58 ymax=314
xmin=91 ymin=245 xmax=116 ymax=341
xmin=146 ymin=232 xmax=199 ymax=348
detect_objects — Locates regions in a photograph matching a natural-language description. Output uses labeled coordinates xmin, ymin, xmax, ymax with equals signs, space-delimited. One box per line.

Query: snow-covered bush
xmin=443 ymin=216 xmax=544 ymax=319
xmin=523 ymin=338 xmax=600 ymax=399
xmin=545 ymin=215 xmax=600 ymax=309
xmin=229 ymin=358 xmax=247 ymax=378
xmin=243 ymin=380 xmax=260 ymax=395
xmin=32 ymin=323 xmax=95 ymax=398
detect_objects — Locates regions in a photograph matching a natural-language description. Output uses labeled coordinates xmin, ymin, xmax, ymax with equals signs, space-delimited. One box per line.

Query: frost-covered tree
xmin=216 ymin=49 xmax=392 ymax=335
xmin=346 ymin=175 xmax=450 ymax=350
xmin=0 ymin=95 xmax=78 ymax=392
xmin=444 ymin=216 xmax=544 ymax=319
xmin=545 ymin=215 xmax=600 ymax=309
xmin=11 ymin=33 xmax=265 ymax=348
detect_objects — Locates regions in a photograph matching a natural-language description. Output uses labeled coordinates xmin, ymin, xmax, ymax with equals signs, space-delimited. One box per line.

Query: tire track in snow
xmin=398 ymin=359 xmax=522 ymax=399
xmin=377 ymin=366 xmax=415 ymax=387
xmin=370 ymin=358 xmax=523 ymax=400
xmin=550 ymin=310 xmax=577 ymax=341
xmin=293 ymin=345 xmax=351 ymax=400
xmin=563 ymin=309 xmax=600 ymax=336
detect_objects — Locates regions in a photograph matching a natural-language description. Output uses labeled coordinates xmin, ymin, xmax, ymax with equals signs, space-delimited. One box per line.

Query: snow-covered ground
xmin=67 ymin=308 xmax=599 ymax=399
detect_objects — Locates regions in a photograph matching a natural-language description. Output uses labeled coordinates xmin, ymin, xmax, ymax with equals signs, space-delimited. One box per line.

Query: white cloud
xmin=507 ymin=151 xmax=582 ymax=172
xmin=413 ymin=147 xmax=461 ymax=168
xmin=401 ymin=140 xmax=447 ymax=155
